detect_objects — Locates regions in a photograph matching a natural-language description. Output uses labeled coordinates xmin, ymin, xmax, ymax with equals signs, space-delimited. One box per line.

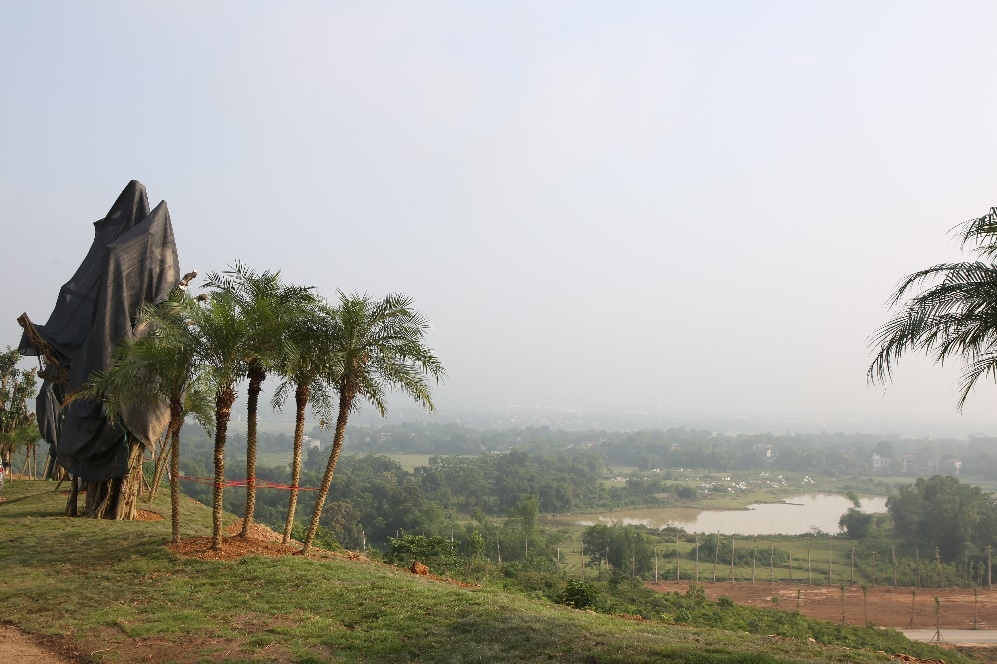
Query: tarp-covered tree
xmin=17 ymin=181 xmax=184 ymax=519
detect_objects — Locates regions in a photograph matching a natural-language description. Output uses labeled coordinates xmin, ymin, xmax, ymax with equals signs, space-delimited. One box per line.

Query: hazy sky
xmin=4 ymin=2 xmax=997 ymax=436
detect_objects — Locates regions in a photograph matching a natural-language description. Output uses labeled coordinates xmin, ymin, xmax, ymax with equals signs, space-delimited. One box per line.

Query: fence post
xmin=676 ymin=533 xmax=681 ymax=582
xmin=828 ymin=534 xmax=833 ymax=585
xmin=893 ymin=545 xmax=898 ymax=587
xmin=695 ymin=535 xmax=700 ymax=582
xmin=807 ymin=541 xmax=812 ymax=586
xmin=730 ymin=537 xmax=736 ymax=584
xmin=752 ymin=538 xmax=757 ymax=584
xmin=713 ymin=532 xmax=719 ymax=582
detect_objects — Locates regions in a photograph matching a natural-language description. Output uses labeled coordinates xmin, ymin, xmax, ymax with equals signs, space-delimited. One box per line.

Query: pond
xmin=563 ymin=493 xmax=888 ymax=536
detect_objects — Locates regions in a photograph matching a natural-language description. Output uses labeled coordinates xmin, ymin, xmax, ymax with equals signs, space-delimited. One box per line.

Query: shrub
xmin=560 ymin=580 xmax=598 ymax=609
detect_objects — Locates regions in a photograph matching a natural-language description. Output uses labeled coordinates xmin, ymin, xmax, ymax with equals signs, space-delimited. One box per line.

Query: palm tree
xmin=205 ymin=263 xmax=316 ymax=537
xmin=869 ymin=206 xmax=997 ymax=408
xmin=188 ymin=290 xmax=248 ymax=550
xmin=301 ymin=292 xmax=444 ymax=554
xmin=70 ymin=291 xmax=214 ymax=543
xmin=271 ymin=304 xmax=337 ymax=544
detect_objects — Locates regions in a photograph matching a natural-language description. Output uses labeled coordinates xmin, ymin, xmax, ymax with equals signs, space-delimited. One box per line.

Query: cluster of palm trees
xmin=84 ymin=263 xmax=444 ymax=552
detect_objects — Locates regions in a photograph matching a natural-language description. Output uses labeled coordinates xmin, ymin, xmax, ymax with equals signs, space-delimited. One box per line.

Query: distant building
xmin=871 ymin=453 xmax=892 ymax=471
xmin=899 ymin=455 xmax=918 ymax=474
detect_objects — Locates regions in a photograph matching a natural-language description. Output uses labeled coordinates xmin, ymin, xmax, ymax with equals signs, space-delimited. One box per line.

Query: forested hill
xmin=287 ymin=422 xmax=997 ymax=478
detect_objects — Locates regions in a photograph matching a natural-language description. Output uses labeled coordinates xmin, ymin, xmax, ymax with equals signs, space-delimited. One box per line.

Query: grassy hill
xmin=0 ymin=480 xmax=967 ymax=664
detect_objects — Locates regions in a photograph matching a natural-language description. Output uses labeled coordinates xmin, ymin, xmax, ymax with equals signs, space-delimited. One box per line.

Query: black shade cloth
xmin=20 ymin=181 xmax=180 ymax=481
xmin=35 ymin=380 xmax=62 ymax=448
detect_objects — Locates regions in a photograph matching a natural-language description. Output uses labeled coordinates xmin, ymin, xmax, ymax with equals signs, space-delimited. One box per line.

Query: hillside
xmin=0 ymin=480 xmax=967 ymax=664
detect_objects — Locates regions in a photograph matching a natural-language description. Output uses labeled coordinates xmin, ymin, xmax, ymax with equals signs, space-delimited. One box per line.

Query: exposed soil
xmin=0 ymin=625 xmax=74 ymax=664
xmin=649 ymin=581 xmax=997 ymax=630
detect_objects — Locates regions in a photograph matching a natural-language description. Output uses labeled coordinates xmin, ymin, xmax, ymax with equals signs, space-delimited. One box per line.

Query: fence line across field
xmin=659 ymin=534 xmax=994 ymax=590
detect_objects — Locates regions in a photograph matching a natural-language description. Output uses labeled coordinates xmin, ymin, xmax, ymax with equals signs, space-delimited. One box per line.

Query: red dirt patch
xmin=134 ymin=509 xmax=162 ymax=521
xmin=649 ymin=581 xmax=997 ymax=630
xmin=410 ymin=561 xmax=430 ymax=575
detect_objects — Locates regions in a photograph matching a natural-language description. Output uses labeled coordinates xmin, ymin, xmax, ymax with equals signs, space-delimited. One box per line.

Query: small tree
xmin=272 ymin=304 xmax=337 ymax=543
xmin=301 ymin=293 xmax=444 ymax=554
xmin=205 ymin=263 xmax=316 ymax=537
xmin=188 ymin=290 xmax=248 ymax=550
xmin=0 ymin=347 xmax=38 ymax=480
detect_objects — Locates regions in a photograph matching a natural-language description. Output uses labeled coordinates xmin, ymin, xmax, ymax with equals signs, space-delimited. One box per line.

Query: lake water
xmin=565 ymin=493 xmax=889 ymax=536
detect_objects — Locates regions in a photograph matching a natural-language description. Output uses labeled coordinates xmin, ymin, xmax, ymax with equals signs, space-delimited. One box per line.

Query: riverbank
xmin=546 ymin=492 xmax=888 ymax=536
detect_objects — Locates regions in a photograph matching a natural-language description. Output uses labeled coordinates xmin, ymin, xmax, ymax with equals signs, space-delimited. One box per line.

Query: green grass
xmin=0 ymin=480 xmax=965 ymax=664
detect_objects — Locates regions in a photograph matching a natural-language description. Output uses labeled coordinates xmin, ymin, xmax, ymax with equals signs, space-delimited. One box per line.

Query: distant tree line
xmin=176 ymin=426 xmax=700 ymax=550
xmin=297 ymin=421 xmax=997 ymax=478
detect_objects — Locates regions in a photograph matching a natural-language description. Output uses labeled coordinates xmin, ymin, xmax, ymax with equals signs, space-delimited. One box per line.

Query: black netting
xmin=20 ymin=181 xmax=181 ymax=481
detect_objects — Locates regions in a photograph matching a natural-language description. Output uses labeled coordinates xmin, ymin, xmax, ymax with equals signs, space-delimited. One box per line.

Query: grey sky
xmin=3 ymin=2 xmax=997 ymax=436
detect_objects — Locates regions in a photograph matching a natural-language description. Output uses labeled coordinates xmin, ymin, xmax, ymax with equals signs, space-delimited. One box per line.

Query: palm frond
xmin=869 ymin=206 xmax=997 ymax=411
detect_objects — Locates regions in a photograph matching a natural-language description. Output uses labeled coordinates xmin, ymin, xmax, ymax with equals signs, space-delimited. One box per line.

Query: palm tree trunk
xmin=282 ymin=382 xmax=309 ymax=544
xmin=168 ymin=402 xmax=184 ymax=544
xmin=147 ymin=435 xmax=172 ymax=502
xmin=212 ymin=386 xmax=236 ymax=550
xmin=302 ymin=393 xmax=352 ymax=554
xmin=241 ymin=366 xmax=265 ymax=537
